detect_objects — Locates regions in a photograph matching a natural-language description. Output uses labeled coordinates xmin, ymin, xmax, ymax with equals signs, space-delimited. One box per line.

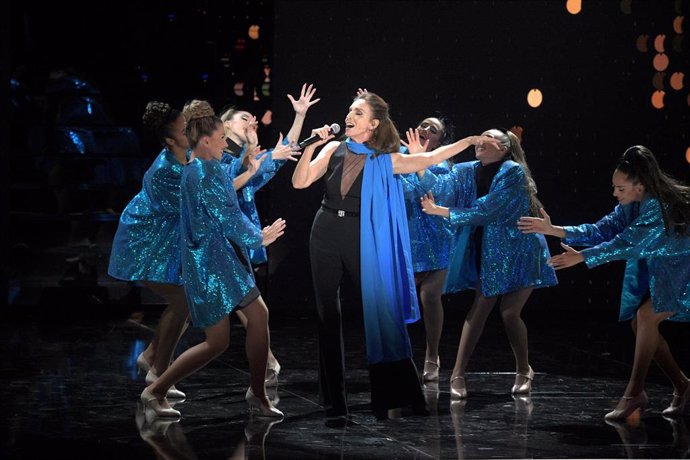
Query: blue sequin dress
xmin=108 ymin=148 xmax=184 ymax=285
xmin=181 ymin=158 xmax=264 ymax=328
xmin=563 ymin=196 xmax=690 ymax=322
xmin=430 ymin=160 xmax=558 ymax=296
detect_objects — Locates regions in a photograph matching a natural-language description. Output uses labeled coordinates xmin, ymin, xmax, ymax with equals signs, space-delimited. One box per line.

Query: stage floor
xmin=2 ymin=299 xmax=690 ymax=459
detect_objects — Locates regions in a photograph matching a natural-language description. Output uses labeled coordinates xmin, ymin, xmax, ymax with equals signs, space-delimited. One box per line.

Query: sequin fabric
xmin=399 ymin=161 xmax=454 ymax=272
xmin=430 ymin=160 xmax=558 ymax=297
xmin=181 ymin=158 xmax=263 ymax=328
xmin=222 ymin=146 xmax=286 ymax=265
xmin=563 ymin=196 xmax=690 ymax=322
xmin=108 ymin=148 xmax=184 ymax=284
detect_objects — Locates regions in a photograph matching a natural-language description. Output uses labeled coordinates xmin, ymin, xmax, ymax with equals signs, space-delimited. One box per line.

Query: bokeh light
xmin=566 ymin=0 xmax=581 ymax=15
xmin=651 ymin=90 xmax=665 ymax=109
xmin=527 ymin=89 xmax=543 ymax=108
xmin=674 ymin=16 xmax=684 ymax=34
xmin=653 ymin=72 xmax=666 ymax=90
xmin=248 ymin=25 xmax=260 ymax=40
xmin=654 ymin=34 xmax=666 ymax=53
xmin=670 ymin=72 xmax=685 ymax=90
xmin=686 ymin=146 xmax=690 ymax=164
xmin=653 ymin=53 xmax=669 ymax=71
xmin=233 ymin=81 xmax=244 ymax=96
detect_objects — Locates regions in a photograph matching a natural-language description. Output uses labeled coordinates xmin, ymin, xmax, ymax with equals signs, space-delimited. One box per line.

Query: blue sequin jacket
xmin=181 ymin=158 xmax=263 ymax=328
xmin=429 ymin=160 xmax=558 ymax=297
xmin=108 ymin=148 xmax=184 ymax=285
xmin=563 ymin=196 xmax=690 ymax=321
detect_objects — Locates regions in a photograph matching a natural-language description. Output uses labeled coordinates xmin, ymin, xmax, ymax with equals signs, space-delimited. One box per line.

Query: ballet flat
xmin=137 ymin=352 xmax=152 ymax=374
xmin=422 ymin=358 xmax=440 ymax=383
xmin=663 ymin=380 xmax=690 ymax=416
xmin=511 ymin=366 xmax=534 ymax=395
xmin=605 ymin=391 xmax=648 ymax=420
xmin=145 ymin=370 xmax=186 ymax=399
xmin=450 ymin=376 xmax=467 ymax=400
xmin=140 ymin=387 xmax=181 ymax=418
xmin=265 ymin=362 xmax=281 ymax=387
xmin=246 ymin=387 xmax=284 ymax=418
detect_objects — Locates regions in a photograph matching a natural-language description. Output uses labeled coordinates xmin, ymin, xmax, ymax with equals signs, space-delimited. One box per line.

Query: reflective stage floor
xmin=2 ymin=299 xmax=690 ymax=459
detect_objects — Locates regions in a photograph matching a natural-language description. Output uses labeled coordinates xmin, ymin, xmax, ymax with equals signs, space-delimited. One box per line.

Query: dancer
xmin=220 ymin=83 xmax=319 ymax=385
xmin=292 ymin=90 xmax=496 ymax=420
xmin=399 ymin=117 xmax=455 ymax=383
xmin=518 ymin=145 xmax=690 ymax=419
xmin=108 ymin=101 xmax=191 ymax=398
xmin=421 ymin=128 xmax=557 ymax=400
xmin=140 ymin=100 xmax=286 ymax=419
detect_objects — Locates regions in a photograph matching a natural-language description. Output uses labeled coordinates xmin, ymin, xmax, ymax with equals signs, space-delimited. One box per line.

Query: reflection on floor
xmin=2 ymin=302 xmax=690 ymax=459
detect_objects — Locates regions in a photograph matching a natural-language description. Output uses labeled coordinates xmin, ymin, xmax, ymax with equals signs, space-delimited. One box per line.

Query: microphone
xmin=297 ymin=123 xmax=340 ymax=149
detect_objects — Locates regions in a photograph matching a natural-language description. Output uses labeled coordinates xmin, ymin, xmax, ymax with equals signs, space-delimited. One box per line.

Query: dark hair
xmin=142 ymin=101 xmax=182 ymax=146
xmin=616 ymin=145 xmax=690 ymax=235
xmin=354 ymin=92 xmax=400 ymax=153
xmin=182 ymin=100 xmax=223 ymax=149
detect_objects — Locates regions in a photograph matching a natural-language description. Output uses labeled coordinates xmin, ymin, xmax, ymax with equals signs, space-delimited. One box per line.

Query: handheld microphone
xmin=297 ymin=123 xmax=341 ymax=149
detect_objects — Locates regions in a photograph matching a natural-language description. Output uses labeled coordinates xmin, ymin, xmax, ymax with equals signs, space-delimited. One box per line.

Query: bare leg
xmin=450 ymin=283 xmax=499 ymax=393
xmin=236 ymin=309 xmax=279 ymax=373
xmin=240 ymin=297 xmax=271 ymax=401
xmin=142 ymin=282 xmax=190 ymax=375
xmin=146 ymin=315 xmax=231 ymax=409
xmin=623 ymin=299 xmax=674 ymax=398
xmin=417 ymin=270 xmax=447 ymax=372
xmin=498 ymin=287 xmax=534 ymax=387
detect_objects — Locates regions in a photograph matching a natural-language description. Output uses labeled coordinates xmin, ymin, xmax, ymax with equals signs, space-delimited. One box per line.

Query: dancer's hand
xmin=420 ymin=192 xmax=442 ymax=215
xmin=547 ymin=243 xmax=584 ymax=269
xmin=270 ymin=133 xmax=301 ymax=162
xmin=356 ymin=87 xmax=368 ymax=97
xmin=401 ymin=128 xmax=429 ymax=154
xmin=287 ymin=83 xmax=320 ymax=116
xmin=246 ymin=146 xmax=267 ymax=174
xmin=518 ymin=208 xmax=553 ymax=234
xmin=262 ymin=218 xmax=286 ymax=246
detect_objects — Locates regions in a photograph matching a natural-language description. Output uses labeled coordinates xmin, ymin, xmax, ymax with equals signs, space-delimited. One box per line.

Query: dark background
xmin=5 ymin=0 xmax=690 ymax=322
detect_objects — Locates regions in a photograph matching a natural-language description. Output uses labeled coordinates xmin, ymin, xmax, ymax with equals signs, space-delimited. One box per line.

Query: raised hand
xmin=246 ymin=146 xmax=267 ymax=174
xmin=245 ymin=115 xmax=259 ymax=146
xmin=401 ymin=128 xmax=429 ymax=154
xmin=356 ymin=87 xmax=368 ymax=97
xmin=547 ymin=242 xmax=584 ymax=270
xmin=287 ymin=83 xmax=320 ymax=116
xmin=261 ymin=218 xmax=286 ymax=247
xmin=271 ymin=133 xmax=301 ymax=162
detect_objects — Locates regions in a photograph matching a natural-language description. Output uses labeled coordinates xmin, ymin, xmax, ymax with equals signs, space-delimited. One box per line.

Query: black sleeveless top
xmin=321 ymin=143 xmax=363 ymax=213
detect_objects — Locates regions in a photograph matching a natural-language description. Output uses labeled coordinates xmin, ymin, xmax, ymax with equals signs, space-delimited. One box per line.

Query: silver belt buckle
xmin=337 ymin=210 xmax=345 ymax=217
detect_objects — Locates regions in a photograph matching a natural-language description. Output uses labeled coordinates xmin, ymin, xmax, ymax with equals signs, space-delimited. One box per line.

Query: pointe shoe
xmin=605 ymin=391 xmax=648 ymax=420
xmin=145 ymin=370 xmax=186 ymax=399
xmin=246 ymin=387 xmax=284 ymax=418
xmin=511 ymin=366 xmax=534 ymax=395
xmin=265 ymin=362 xmax=281 ymax=387
xmin=663 ymin=380 xmax=690 ymax=416
xmin=137 ymin=352 xmax=152 ymax=374
xmin=140 ymin=387 xmax=181 ymax=418
xmin=422 ymin=358 xmax=440 ymax=383
xmin=450 ymin=376 xmax=467 ymax=399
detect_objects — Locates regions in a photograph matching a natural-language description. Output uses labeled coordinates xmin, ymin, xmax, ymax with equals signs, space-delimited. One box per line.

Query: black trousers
xmin=310 ymin=208 xmax=426 ymax=416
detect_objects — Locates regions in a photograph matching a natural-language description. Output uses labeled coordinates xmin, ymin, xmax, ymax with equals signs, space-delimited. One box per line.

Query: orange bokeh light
xmin=674 ymin=16 xmax=684 ymax=34
xmin=686 ymin=147 xmax=690 ymax=164
xmin=651 ymin=90 xmax=665 ymax=109
xmin=654 ymin=34 xmax=666 ymax=53
xmin=566 ymin=0 xmax=582 ymax=14
xmin=653 ymin=53 xmax=670 ymax=71
xmin=527 ymin=89 xmax=543 ymax=108
xmin=636 ymin=34 xmax=649 ymax=52
xmin=670 ymin=72 xmax=685 ymax=90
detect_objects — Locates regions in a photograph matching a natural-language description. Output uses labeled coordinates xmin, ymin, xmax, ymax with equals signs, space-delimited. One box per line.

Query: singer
xmin=292 ymin=90 xmax=498 ymax=422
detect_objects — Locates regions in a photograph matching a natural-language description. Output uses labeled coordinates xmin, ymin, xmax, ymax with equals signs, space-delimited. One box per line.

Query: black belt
xmin=321 ymin=204 xmax=359 ymax=217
